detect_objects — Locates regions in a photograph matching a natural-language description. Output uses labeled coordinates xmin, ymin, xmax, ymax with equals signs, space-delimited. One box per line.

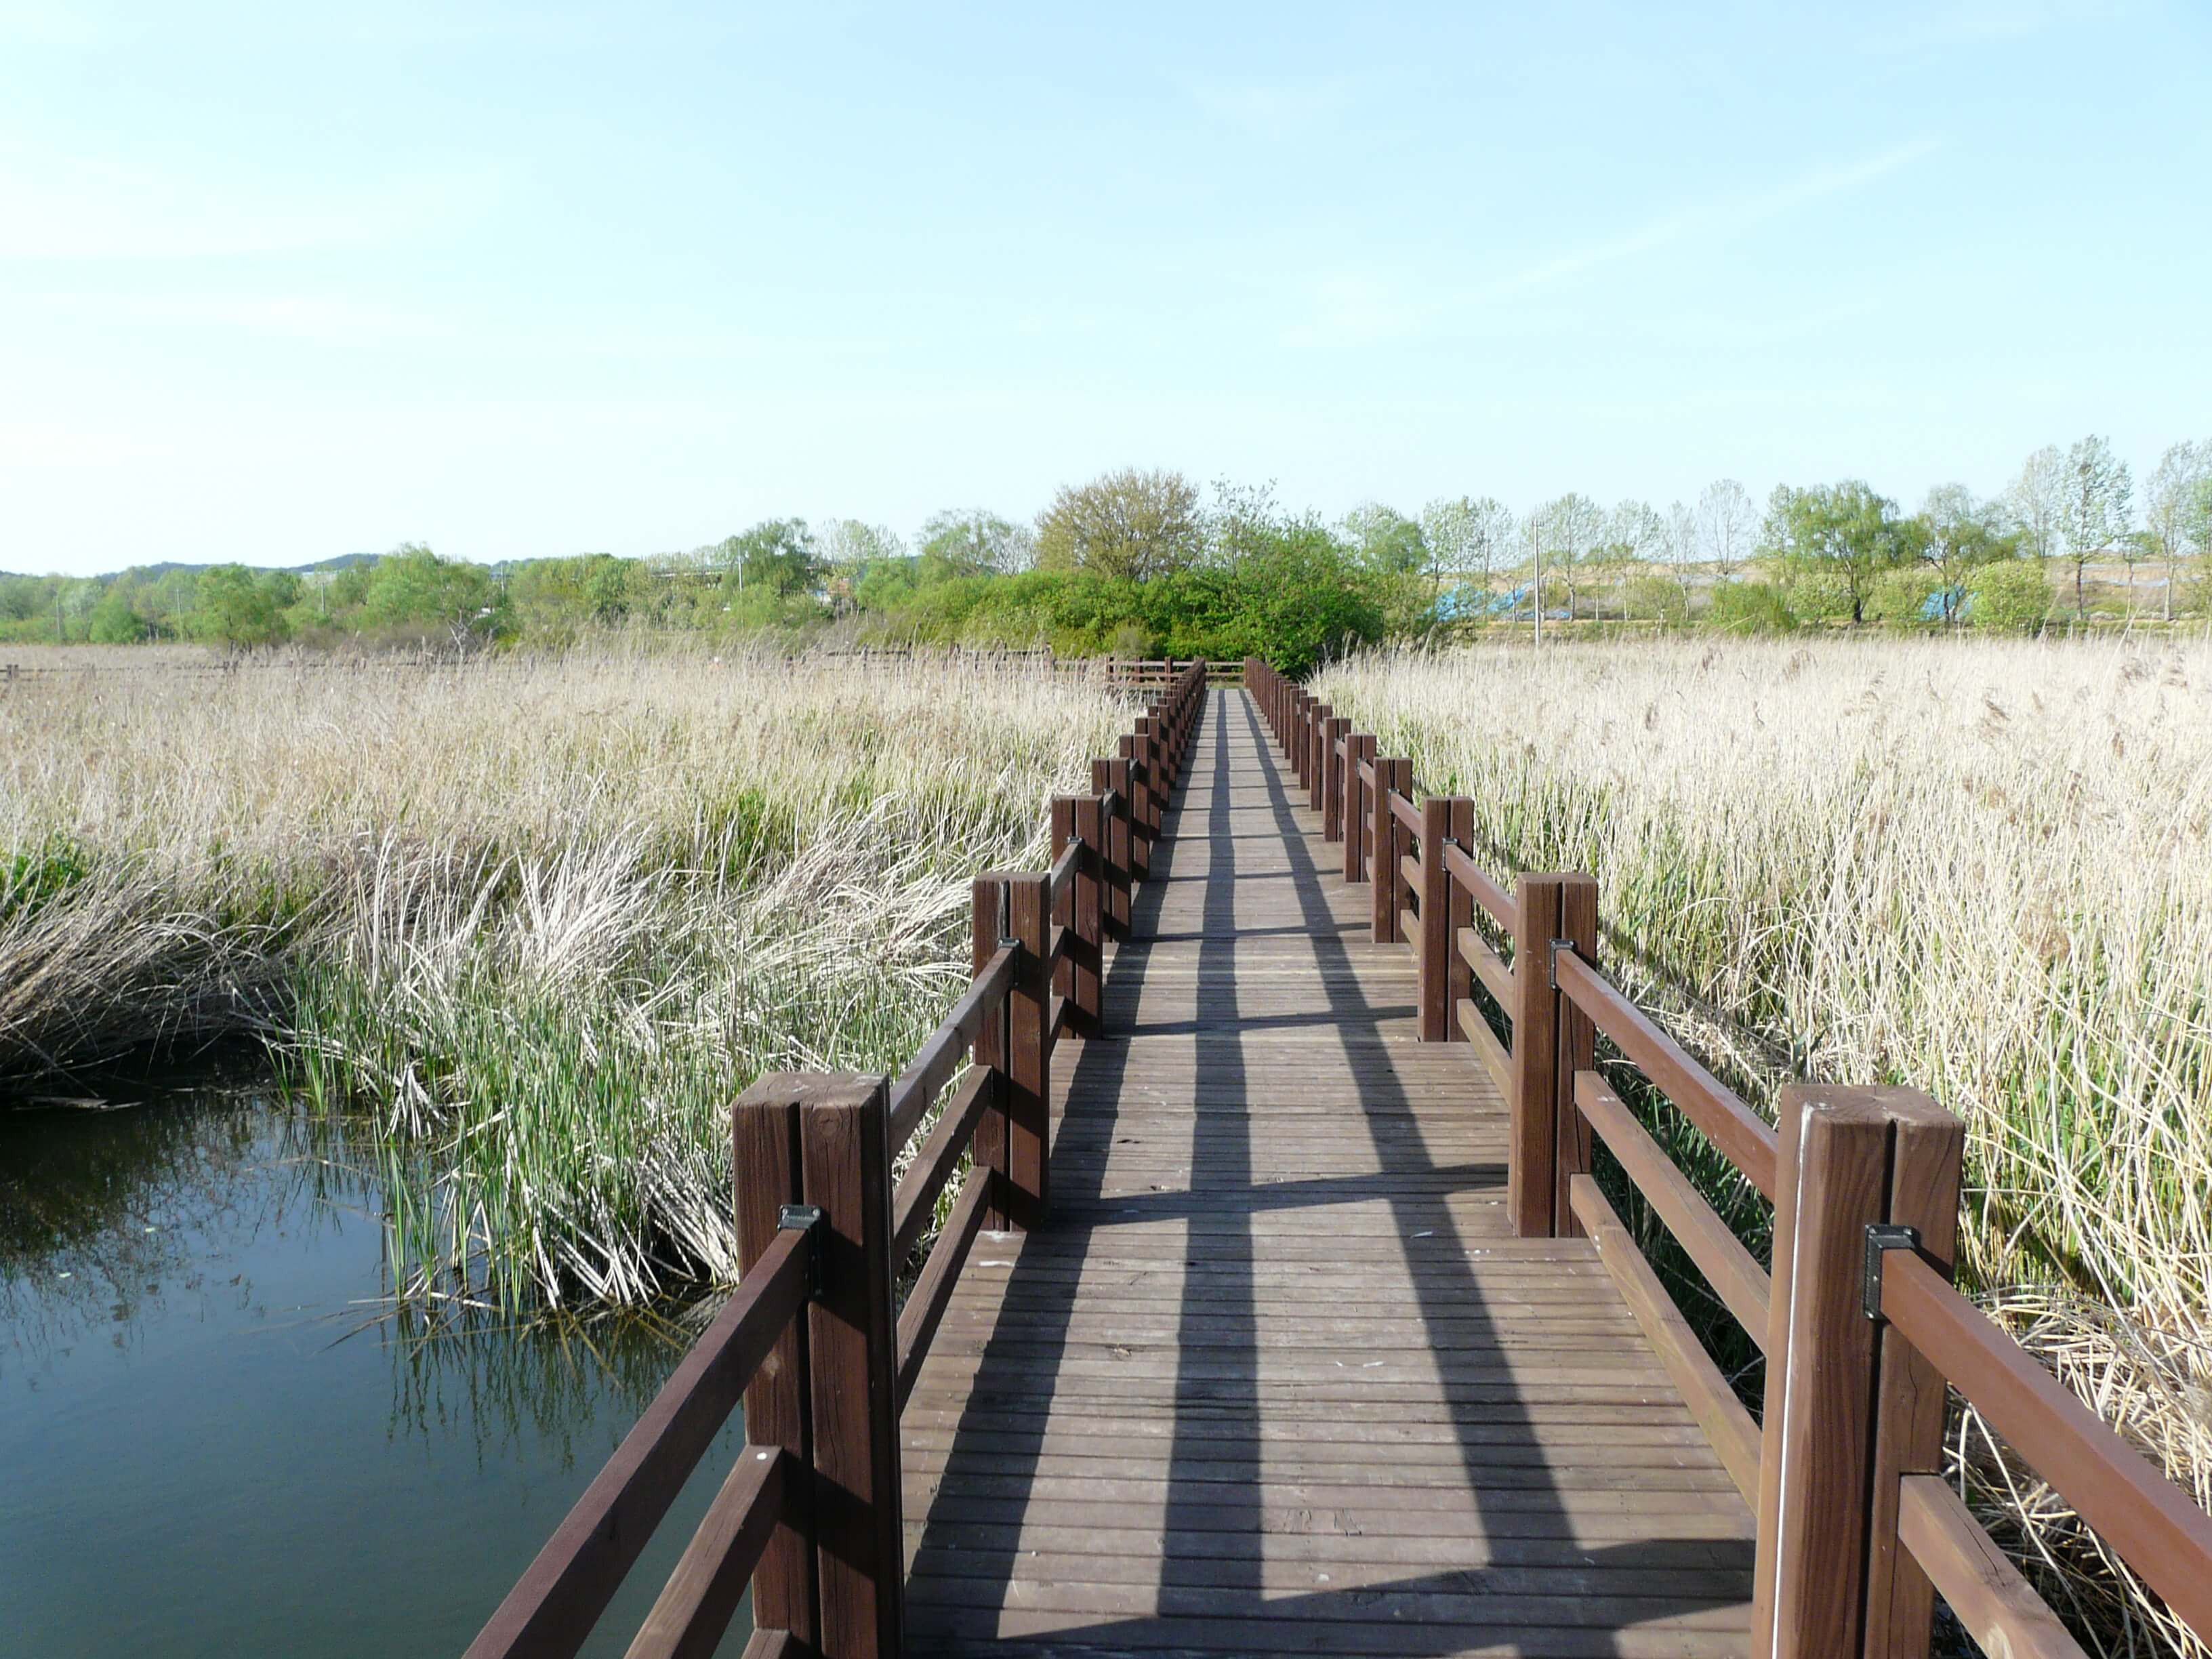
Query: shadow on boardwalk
xmin=900 ymin=689 xmax=1753 ymax=1658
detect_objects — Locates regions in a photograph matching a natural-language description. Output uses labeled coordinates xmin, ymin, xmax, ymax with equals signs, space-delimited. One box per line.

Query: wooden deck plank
xmin=899 ymin=689 xmax=1753 ymax=1658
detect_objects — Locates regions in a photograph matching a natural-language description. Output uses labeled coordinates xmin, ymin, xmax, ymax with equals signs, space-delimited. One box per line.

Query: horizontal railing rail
xmin=462 ymin=1223 xmax=816 ymax=1659
xmin=469 ymin=662 xmax=1208 ymax=1659
xmin=1241 ymin=655 xmax=2212 ymax=1659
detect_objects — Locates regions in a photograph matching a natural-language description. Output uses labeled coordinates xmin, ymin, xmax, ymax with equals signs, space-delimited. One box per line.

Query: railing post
xmin=1092 ymin=758 xmax=1132 ymax=939
xmin=1371 ymin=759 xmax=1410 ymax=943
xmin=1444 ymin=798 xmax=1475 ymax=1041
xmin=1753 ymin=1086 xmax=1963 ymax=1659
xmin=1143 ymin=716 xmax=1166 ymax=838
xmin=1308 ymin=703 xmax=1330 ymax=813
xmin=1509 ymin=872 xmax=1595 ymax=1237
xmin=1072 ymin=794 xmax=1104 ymax=1036
xmin=1124 ymin=730 xmax=1152 ymax=882
xmin=972 ymin=878 xmax=1011 ymax=1229
xmin=1344 ymin=733 xmax=1374 ymax=884
xmin=800 ymin=1075 xmax=903 ymax=1658
xmin=736 ymin=1072 xmax=905 ymax=1658
xmin=1050 ymin=797 xmax=1094 ymax=1038
xmin=735 ymin=1080 xmax=820 ymax=1653
xmin=1553 ymin=874 xmax=1598 ymax=1238
xmin=1418 ymin=797 xmax=1452 ymax=1041
xmin=1322 ymin=716 xmax=1349 ymax=842
xmin=1000 ymin=870 xmax=1050 ymax=1229
xmin=1866 ymin=1100 xmax=1965 ymax=1659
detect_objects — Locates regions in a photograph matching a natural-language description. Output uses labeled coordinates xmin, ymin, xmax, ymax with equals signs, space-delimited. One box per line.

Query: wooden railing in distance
xmin=1241 ymin=656 xmax=2212 ymax=1659
xmin=467 ymin=662 xmax=1207 ymax=1659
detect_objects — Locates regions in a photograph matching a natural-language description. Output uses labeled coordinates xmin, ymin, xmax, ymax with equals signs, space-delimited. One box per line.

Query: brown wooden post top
xmin=1754 ymin=1086 xmax=1963 ymax=1659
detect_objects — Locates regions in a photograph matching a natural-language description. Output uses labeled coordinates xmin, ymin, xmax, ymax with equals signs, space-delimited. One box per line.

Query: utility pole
xmin=1530 ymin=516 xmax=1543 ymax=651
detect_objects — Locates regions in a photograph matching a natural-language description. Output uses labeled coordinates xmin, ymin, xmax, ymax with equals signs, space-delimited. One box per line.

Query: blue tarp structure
xmin=1431 ymin=583 xmax=1547 ymax=622
xmin=1919 ymin=586 xmax=1971 ymax=623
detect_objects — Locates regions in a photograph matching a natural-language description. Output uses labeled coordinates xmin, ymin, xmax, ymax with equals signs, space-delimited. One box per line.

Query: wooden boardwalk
xmin=901 ymin=689 xmax=1755 ymax=1657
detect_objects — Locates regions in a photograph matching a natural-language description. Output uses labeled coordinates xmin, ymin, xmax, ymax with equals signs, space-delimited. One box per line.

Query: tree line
xmin=7 ymin=440 xmax=2209 ymax=669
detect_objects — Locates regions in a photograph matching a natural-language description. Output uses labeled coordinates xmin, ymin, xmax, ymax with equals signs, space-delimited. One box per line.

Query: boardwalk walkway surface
xmin=900 ymin=689 xmax=1755 ymax=1657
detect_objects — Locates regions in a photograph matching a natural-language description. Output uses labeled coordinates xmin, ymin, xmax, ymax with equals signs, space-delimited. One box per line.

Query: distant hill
xmin=1 ymin=552 xmax=388 ymax=582
xmin=122 ymin=552 xmax=383 ymax=579
xmin=290 ymin=552 xmax=383 ymax=573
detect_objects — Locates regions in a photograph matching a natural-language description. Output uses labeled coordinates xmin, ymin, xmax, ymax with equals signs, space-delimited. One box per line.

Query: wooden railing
xmin=466 ymin=663 xmax=1207 ymax=1659
xmin=1246 ymin=656 xmax=2212 ymax=1659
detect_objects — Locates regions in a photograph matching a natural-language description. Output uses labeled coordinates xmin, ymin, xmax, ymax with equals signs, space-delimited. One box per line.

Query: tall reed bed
xmin=0 ymin=649 xmax=1134 ymax=1308
xmin=1317 ymin=637 xmax=2212 ymax=1657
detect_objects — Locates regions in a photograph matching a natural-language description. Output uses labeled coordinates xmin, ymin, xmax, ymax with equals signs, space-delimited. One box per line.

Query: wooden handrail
xmin=1553 ymin=949 xmax=1779 ymax=1200
xmin=1046 ymin=838 xmax=1080 ymax=906
xmin=1574 ymin=1072 xmax=1770 ymax=1338
xmin=623 ymin=1448 xmax=787 ymax=1659
xmin=891 ymin=1065 xmax=994 ymax=1260
xmin=1442 ymin=841 xmax=1515 ymax=929
xmin=1572 ymin=1173 xmax=1761 ymax=1503
xmin=1388 ymin=787 xmax=1422 ymax=837
xmin=1881 ymin=1250 xmax=2212 ymax=1637
xmin=895 ymin=1165 xmax=993 ymax=1408
xmin=1897 ymin=1477 xmax=2089 ymax=1659
xmin=1456 ymin=926 xmax=1514 ymax=1007
xmin=886 ymin=945 xmax=1017 ymax=1153
xmin=464 ymin=1227 xmax=812 ymax=1659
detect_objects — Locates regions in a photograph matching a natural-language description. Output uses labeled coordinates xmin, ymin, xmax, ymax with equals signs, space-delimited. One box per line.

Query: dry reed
xmin=1 ymin=646 xmax=1134 ymax=1307
xmin=1317 ymin=636 xmax=2211 ymax=1658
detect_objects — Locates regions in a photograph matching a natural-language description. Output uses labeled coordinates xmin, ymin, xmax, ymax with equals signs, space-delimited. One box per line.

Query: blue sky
xmin=3 ymin=1 xmax=2207 ymax=574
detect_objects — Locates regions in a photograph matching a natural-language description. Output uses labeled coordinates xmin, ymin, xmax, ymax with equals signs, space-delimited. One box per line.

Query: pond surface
xmin=0 ymin=1086 xmax=750 ymax=1657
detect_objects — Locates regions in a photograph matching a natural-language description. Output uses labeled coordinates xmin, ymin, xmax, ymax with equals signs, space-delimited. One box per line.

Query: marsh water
xmin=0 ymin=1082 xmax=751 ymax=1656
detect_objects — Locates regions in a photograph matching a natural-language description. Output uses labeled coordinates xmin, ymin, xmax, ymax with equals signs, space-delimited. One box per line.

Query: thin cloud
xmin=0 ymin=144 xmax=503 ymax=258
xmin=1468 ymin=138 xmax=1942 ymax=305
xmin=1185 ymin=75 xmax=1357 ymax=141
xmin=1280 ymin=137 xmax=1943 ymax=348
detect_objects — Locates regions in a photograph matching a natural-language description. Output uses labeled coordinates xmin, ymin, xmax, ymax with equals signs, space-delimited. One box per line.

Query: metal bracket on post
xmin=778 ymin=1202 xmax=827 ymax=1299
xmin=1548 ymin=938 xmax=1576 ymax=991
xmin=1862 ymin=1223 xmax=1920 ymax=1322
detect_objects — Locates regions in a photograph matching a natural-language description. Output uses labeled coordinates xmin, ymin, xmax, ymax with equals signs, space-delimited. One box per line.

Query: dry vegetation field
xmin=1319 ymin=636 xmax=2212 ymax=1656
xmin=0 ymin=649 xmax=1135 ymax=1306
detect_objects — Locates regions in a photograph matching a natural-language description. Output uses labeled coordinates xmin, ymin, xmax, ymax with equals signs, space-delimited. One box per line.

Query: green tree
xmin=1036 ymin=468 xmax=1201 ymax=581
xmin=1706 ymin=581 xmax=1797 ymax=634
xmin=1419 ymin=495 xmax=1513 ymax=596
xmin=2005 ymin=444 xmax=2065 ymax=562
xmin=507 ymin=554 xmax=651 ymax=637
xmin=2144 ymin=441 xmax=2207 ymax=622
xmin=1340 ymin=503 xmax=1428 ymax=576
xmin=1531 ymin=493 xmax=1605 ymax=621
xmin=1223 ymin=518 xmax=1384 ymax=673
xmin=716 ymin=519 xmax=820 ymax=600
xmin=356 ymin=544 xmax=501 ymax=640
xmin=1917 ymin=484 xmax=2018 ymax=627
xmin=2189 ymin=476 xmax=2212 ymax=613
xmin=191 ymin=565 xmax=293 ymax=648
xmin=86 ymin=584 xmax=148 ymax=643
xmin=2056 ymin=434 xmax=2133 ymax=621
xmin=917 ymin=510 xmax=1029 ymax=581
xmin=1967 ymin=560 xmax=2053 ymax=633
xmin=1761 ymin=480 xmax=1913 ymax=624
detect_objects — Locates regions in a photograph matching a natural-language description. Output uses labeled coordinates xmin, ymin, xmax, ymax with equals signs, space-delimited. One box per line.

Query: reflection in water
xmin=0 ymin=1084 xmax=749 ymax=1658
